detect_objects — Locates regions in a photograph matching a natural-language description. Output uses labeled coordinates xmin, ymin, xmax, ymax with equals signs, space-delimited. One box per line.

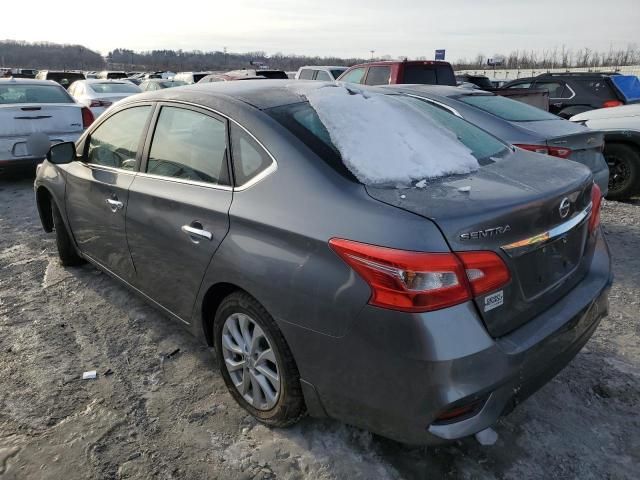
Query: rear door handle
xmin=105 ymin=198 xmax=124 ymax=212
xmin=181 ymin=224 xmax=213 ymax=241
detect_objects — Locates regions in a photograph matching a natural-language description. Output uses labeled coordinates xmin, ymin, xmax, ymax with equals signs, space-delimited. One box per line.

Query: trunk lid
xmin=0 ymin=103 xmax=83 ymax=137
xmin=365 ymin=150 xmax=596 ymax=337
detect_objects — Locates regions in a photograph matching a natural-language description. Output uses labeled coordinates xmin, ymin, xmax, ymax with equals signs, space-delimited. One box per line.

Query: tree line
xmin=2 ymin=39 xmax=640 ymax=73
xmin=454 ymin=45 xmax=640 ymax=70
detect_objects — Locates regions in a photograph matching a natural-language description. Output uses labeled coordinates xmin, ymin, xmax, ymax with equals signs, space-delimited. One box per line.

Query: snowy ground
xmin=0 ymin=174 xmax=638 ymax=479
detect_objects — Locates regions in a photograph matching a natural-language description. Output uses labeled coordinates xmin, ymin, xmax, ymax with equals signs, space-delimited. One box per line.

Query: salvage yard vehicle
xmin=138 ymin=79 xmax=187 ymax=91
xmin=295 ymin=66 xmax=348 ymax=81
xmin=387 ymin=85 xmax=610 ymax=194
xmin=35 ymin=70 xmax=85 ymax=89
xmin=337 ymin=60 xmax=457 ymax=86
xmin=572 ymin=104 xmax=640 ymax=199
xmin=34 ymin=80 xmax=611 ymax=445
xmin=96 ymin=70 xmax=128 ymax=80
xmin=0 ymin=78 xmax=93 ymax=173
xmin=174 ymin=72 xmax=213 ymax=84
xmin=503 ymin=72 xmax=639 ymax=118
xmin=68 ymin=79 xmax=141 ymax=118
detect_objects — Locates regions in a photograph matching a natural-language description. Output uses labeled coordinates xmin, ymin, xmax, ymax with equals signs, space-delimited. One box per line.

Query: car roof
xmin=348 ymin=60 xmax=451 ymax=69
xmin=386 ymin=84 xmax=491 ymax=99
xmin=0 ymin=78 xmax=64 ymax=86
xmin=124 ymin=79 xmax=387 ymax=110
xmin=299 ymin=66 xmax=347 ymax=70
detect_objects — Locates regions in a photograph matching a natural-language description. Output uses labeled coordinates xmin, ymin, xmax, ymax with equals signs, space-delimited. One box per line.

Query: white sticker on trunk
xmin=484 ymin=290 xmax=504 ymax=312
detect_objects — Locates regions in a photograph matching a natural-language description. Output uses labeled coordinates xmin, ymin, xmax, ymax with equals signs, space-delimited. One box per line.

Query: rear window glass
xmin=159 ymin=81 xmax=187 ymax=88
xmin=573 ymin=78 xmax=618 ymax=99
xmin=266 ymin=95 xmax=508 ymax=184
xmin=404 ymin=65 xmax=456 ymax=86
xmin=0 ymin=84 xmax=72 ymax=104
xmin=257 ymin=71 xmax=288 ymax=79
xmin=192 ymin=74 xmax=208 ymax=83
xmin=45 ymin=73 xmax=85 ymax=84
xmin=89 ymin=82 xmax=140 ymax=94
xmin=106 ymin=72 xmax=127 ymax=79
xmin=458 ymin=94 xmax=560 ymax=121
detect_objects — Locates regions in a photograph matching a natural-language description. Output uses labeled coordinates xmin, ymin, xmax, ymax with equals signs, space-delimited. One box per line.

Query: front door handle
xmin=105 ymin=198 xmax=124 ymax=212
xmin=181 ymin=223 xmax=213 ymax=242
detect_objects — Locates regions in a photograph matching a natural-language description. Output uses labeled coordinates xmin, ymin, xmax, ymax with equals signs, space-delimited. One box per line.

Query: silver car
xmin=0 ymin=78 xmax=92 ymax=173
xmin=34 ymin=81 xmax=611 ymax=445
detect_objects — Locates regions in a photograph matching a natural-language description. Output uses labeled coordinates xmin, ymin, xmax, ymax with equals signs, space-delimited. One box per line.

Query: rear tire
xmin=51 ymin=202 xmax=85 ymax=266
xmin=605 ymin=143 xmax=640 ymax=200
xmin=213 ymin=291 xmax=306 ymax=427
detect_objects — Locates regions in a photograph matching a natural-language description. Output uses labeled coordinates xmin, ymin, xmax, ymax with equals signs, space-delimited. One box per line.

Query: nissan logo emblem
xmin=559 ymin=198 xmax=571 ymax=219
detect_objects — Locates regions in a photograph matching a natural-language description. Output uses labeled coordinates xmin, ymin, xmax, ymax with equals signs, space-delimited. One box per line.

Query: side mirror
xmin=47 ymin=142 xmax=76 ymax=165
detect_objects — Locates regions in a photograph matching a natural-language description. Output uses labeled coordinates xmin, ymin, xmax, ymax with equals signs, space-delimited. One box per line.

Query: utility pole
xmin=224 ymin=46 xmax=228 ymax=67
xmin=370 ymin=50 xmax=375 ymax=60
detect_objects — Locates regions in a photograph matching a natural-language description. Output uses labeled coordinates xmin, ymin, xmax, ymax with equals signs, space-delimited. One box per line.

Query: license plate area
xmin=513 ymin=223 xmax=588 ymax=299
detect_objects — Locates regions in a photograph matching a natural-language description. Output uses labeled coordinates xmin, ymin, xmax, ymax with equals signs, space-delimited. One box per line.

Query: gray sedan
xmin=34 ymin=81 xmax=611 ymax=445
xmin=386 ymin=85 xmax=610 ymax=195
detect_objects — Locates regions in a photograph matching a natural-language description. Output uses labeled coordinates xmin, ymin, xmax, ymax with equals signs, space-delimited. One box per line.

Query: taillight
xmin=547 ymin=146 xmax=572 ymax=159
xmin=81 ymin=107 xmax=94 ymax=128
xmin=602 ymin=100 xmax=623 ymax=108
xmin=329 ymin=239 xmax=510 ymax=313
xmin=588 ymin=183 xmax=602 ymax=234
xmin=514 ymin=144 xmax=548 ymax=155
xmin=457 ymin=251 xmax=511 ymax=297
xmin=515 ymin=144 xmax=572 ymax=159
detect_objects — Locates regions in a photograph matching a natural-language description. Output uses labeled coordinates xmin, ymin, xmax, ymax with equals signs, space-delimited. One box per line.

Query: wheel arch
xmin=603 ymin=131 xmax=640 ymax=153
xmin=36 ymin=186 xmax=54 ymax=232
xmin=200 ymin=282 xmax=245 ymax=346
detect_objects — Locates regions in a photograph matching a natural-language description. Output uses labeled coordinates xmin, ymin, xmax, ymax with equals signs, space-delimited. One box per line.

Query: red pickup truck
xmin=336 ymin=60 xmax=457 ymax=86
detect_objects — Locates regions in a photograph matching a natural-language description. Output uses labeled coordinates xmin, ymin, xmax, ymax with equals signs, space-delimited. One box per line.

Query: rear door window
xmin=506 ymin=81 xmax=532 ymax=89
xmin=365 ymin=66 xmax=391 ymax=86
xmin=230 ymin=124 xmax=274 ymax=186
xmin=315 ymin=70 xmax=332 ymax=81
xmin=87 ymin=106 xmax=151 ymax=170
xmin=147 ymin=106 xmax=230 ymax=185
xmin=339 ymin=67 xmax=366 ymax=84
xmin=298 ymin=69 xmax=315 ymax=80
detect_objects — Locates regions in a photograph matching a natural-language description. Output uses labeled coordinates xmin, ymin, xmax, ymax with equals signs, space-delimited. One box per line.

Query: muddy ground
xmin=0 ymin=174 xmax=638 ymax=480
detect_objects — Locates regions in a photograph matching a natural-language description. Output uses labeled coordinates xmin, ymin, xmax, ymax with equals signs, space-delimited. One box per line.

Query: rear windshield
xmin=265 ymin=95 xmax=508 ymax=183
xmin=404 ymin=65 xmax=456 ymax=86
xmin=89 ymin=82 xmax=140 ymax=94
xmin=106 ymin=72 xmax=128 ymax=79
xmin=192 ymin=74 xmax=208 ymax=83
xmin=458 ymin=94 xmax=560 ymax=121
xmin=573 ymin=78 xmax=618 ymax=99
xmin=0 ymin=84 xmax=72 ymax=104
xmin=466 ymin=76 xmax=494 ymax=89
xmin=45 ymin=73 xmax=85 ymax=84
xmin=257 ymin=71 xmax=288 ymax=79
xmin=160 ymin=80 xmax=187 ymax=88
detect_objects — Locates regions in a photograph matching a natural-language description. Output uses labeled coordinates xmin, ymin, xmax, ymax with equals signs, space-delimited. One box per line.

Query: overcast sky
xmin=4 ymin=0 xmax=639 ymax=60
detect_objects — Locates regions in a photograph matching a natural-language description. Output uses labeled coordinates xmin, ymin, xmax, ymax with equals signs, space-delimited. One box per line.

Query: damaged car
xmin=34 ymin=80 xmax=611 ymax=445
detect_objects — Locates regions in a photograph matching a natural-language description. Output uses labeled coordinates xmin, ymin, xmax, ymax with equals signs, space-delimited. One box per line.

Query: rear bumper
xmin=0 ymin=132 xmax=81 ymax=171
xmin=592 ymin=166 xmax=610 ymax=197
xmin=283 ymin=231 xmax=612 ymax=445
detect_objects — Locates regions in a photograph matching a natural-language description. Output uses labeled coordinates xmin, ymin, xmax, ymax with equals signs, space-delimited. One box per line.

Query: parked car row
xmin=34 ymin=79 xmax=611 ymax=447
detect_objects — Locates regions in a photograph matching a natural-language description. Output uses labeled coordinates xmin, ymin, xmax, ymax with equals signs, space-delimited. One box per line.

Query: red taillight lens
xmin=588 ymin=183 xmax=602 ymax=233
xmin=457 ymin=251 xmax=511 ymax=297
xmin=602 ymin=100 xmax=623 ymax=108
xmin=81 ymin=107 xmax=94 ymax=128
xmin=329 ymin=239 xmax=510 ymax=313
xmin=547 ymin=146 xmax=572 ymax=159
xmin=515 ymin=144 xmax=572 ymax=159
xmin=514 ymin=144 xmax=548 ymax=155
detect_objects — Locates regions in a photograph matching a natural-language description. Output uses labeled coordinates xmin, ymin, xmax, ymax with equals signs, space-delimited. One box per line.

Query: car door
xmin=65 ymin=104 xmax=153 ymax=282
xmin=125 ymin=103 xmax=233 ymax=321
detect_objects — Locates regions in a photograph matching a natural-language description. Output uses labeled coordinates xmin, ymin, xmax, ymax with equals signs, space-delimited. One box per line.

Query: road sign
xmin=435 ymin=49 xmax=446 ymax=61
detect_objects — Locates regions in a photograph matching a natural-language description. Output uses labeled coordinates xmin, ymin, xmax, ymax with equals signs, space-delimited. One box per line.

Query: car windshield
xmin=457 ymin=94 xmax=560 ymax=121
xmin=89 ymin=82 xmax=140 ymax=94
xmin=0 ymin=84 xmax=72 ymax=104
xmin=266 ymin=92 xmax=508 ymax=185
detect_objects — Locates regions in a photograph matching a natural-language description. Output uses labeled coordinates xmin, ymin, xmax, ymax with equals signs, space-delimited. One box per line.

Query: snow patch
xmin=295 ymin=84 xmax=479 ymax=186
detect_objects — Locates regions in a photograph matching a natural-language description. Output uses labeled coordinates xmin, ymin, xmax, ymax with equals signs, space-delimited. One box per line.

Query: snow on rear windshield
xmin=292 ymin=84 xmax=481 ymax=185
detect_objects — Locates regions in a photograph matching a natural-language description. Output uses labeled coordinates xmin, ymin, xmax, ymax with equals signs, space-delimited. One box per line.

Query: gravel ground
xmin=0 ymin=174 xmax=638 ymax=480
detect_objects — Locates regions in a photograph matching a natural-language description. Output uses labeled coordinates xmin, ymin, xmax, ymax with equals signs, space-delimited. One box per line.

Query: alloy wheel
xmin=221 ymin=313 xmax=281 ymax=410
xmin=607 ymin=154 xmax=631 ymax=195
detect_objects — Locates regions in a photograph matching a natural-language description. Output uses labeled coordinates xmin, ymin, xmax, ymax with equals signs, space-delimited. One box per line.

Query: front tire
xmin=605 ymin=143 xmax=640 ymax=200
xmin=213 ymin=291 xmax=305 ymax=427
xmin=51 ymin=202 xmax=85 ymax=266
